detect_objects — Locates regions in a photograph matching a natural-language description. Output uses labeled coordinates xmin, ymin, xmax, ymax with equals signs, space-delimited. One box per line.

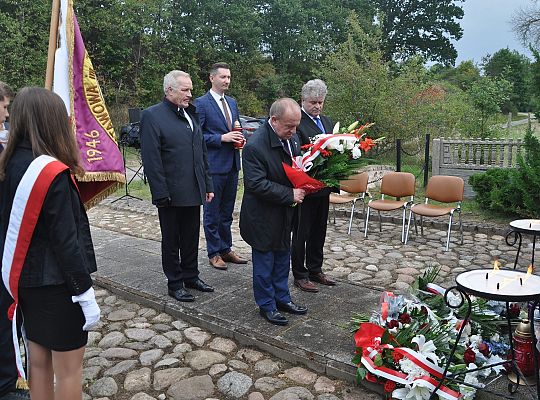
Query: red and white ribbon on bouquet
xmin=361 ymin=352 xmax=462 ymax=400
xmin=355 ymin=323 xmax=461 ymax=400
xmin=292 ymin=133 xmax=358 ymax=172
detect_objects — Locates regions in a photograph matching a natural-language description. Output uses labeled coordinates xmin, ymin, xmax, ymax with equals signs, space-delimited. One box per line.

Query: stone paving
xmin=83 ymin=287 xmax=376 ymax=400
xmin=84 ymin=196 xmax=536 ymax=400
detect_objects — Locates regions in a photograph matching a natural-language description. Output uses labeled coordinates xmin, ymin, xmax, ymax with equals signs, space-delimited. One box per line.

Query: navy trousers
xmin=203 ymin=170 xmax=238 ymax=258
xmin=158 ymin=206 xmax=201 ymax=290
xmin=252 ymin=248 xmax=292 ymax=312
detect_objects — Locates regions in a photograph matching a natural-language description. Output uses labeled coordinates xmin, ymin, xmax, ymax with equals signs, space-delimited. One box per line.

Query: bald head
xmin=269 ymin=98 xmax=301 ymax=140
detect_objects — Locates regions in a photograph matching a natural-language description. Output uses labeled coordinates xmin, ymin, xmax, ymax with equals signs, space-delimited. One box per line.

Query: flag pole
xmin=45 ymin=0 xmax=61 ymax=89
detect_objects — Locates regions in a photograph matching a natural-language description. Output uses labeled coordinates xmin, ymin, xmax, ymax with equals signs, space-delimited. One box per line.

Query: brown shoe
xmin=310 ymin=272 xmax=336 ymax=286
xmin=209 ymin=255 xmax=227 ymax=270
xmin=221 ymin=251 xmax=248 ymax=264
xmin=294 ymin=278 xmax=319 ymax=293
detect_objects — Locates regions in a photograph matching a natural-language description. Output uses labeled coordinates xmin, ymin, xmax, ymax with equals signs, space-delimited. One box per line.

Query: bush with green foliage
xmin=469 ymin=124 xmax=539 ymax=218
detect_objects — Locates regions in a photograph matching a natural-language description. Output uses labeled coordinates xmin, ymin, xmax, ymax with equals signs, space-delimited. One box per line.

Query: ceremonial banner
xmin=50 ymin=0 xmax=125 ymax=207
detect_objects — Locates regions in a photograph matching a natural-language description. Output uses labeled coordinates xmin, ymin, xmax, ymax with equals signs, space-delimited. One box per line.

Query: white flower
xmin=332 ymin=122 xmax=340 ymax=134
xmin=459 ymin=384 xmax=477 ymax=400
xmin=399 ymin=358 xmax=428 ymax=380
xmin=469 ymin=335 xmax=483 ymax=348
xmin=411 ymin=335 xmax=440 ymax=364
xmin=392 ymin=380 xmax=432 ymax=400
xmin=352 ymin=146 xmax=362 ymax=159
xmin=335 ymin=143 xmax=344 ymax=153
xmin=490 ymin=333 xmax=500 ymax=342
xmin=486 ymin=354 xmax=506 ymax=374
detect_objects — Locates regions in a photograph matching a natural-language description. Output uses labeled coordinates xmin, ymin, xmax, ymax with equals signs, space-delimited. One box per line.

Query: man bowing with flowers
xmin=240 ymin=98 xmax=308 ymax=326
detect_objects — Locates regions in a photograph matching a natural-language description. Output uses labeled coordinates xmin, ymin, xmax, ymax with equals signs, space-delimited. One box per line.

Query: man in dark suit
xmin=291 ymin=79 xmax=337 ymax=293
xmin=195 ymin=62 xmax=247 ymax=270
xmin=140 ymin=70 xmax=215 ymax=302
xmin=240 ymin=98 xmax=308 ymax=326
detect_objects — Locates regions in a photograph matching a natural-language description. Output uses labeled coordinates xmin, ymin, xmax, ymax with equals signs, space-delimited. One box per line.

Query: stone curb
xmin=94 ymin=276 xmax=358 ymax=384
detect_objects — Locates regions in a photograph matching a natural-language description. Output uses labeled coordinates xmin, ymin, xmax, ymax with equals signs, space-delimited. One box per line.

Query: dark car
xmin=239 ymin=115 xmax=265 ymax=141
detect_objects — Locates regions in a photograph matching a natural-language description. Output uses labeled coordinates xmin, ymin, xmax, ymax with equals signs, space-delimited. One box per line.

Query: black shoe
xmin=168 ymin=288 xmax=195 ymax=302
xmin=259 ymin=309 xmax=288 ymax=326
xmin=0 ymin=389 xmax=30 ymax=400
xmin=184 ymin=279 xmax=214 ymax=292
xmin=277 ymin=301 xmax=308 ymax=315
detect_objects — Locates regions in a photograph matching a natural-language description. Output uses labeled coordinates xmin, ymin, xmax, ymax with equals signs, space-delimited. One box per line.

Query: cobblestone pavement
xmin=84 ymin=197 xmax=534 ymax=400
xmin=83 ymin=287 xmax=378 ymax=400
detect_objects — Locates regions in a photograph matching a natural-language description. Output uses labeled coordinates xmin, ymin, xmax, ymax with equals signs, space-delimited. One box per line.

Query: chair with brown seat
xmin=364 ymin=172 xmax=415 ymax=243
xmin=328 ymin=172 xmax=370 ymax=234
xmin=404 ymin=175 xmax=464 ymax=251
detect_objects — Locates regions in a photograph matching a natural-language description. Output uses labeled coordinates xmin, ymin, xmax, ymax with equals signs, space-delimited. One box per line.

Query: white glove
xmin=71 ymin=287 xmax=101 ymax=331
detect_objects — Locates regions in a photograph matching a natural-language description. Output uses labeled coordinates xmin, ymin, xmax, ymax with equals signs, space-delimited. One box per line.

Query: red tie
xmin=220 ymin=97 xmax=232 ymax=131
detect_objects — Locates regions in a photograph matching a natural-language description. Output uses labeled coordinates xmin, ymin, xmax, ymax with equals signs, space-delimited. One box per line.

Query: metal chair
xmin=364 ymin=172 xmax=415 ymax=243
xmin=404 ymin=175 xmax=464 ymax=251
xmin=328 ymin=172 xmax=370 ymax=234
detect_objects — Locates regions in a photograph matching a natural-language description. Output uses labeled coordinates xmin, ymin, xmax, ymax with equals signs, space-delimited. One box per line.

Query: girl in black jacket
xmin=0 ymin=87 xmax=99 ymax=400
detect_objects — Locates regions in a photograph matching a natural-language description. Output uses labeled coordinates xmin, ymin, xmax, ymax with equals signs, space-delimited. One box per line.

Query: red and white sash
xmin=2 ymin=155 xmax=69 ymax=380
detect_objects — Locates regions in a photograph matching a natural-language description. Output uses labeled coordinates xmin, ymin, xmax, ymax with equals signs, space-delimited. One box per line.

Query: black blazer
xmin=296 ymin=110 xmax=334 ymax=146
xmin=296 ymin=110 xmax=335 ymax=196
xmin=239 ymin=122 xmax=300 ymax=252
xmin=140 ymin=99 xmax=214 ymax=206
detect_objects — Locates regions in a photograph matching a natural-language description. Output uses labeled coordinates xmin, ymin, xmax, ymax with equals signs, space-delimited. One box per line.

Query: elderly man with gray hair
xmin=291 ymin=79 xmax=337 ymax=293
xmin=140 ymin=70 xmax=215 ymax=303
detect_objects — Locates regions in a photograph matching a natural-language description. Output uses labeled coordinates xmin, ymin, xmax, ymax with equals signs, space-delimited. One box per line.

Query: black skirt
xmin=19 ymin=284 xmax=88 ymax=351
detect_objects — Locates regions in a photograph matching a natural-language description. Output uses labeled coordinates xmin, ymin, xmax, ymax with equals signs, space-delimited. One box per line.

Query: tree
xmin=430 ymin=60 xmax=481 ymax=91
xmin=483 ymin=48 xmax=532 ymax=113
xmin=0 ymin=0 xmax=50 ymax=88
xmin=512 ymin=1 xmax=540 ymax=51
xmin=467 ymin=76 xmax=512 ymax=137
xmin=368 ymin=0 xmax=464 ymax=65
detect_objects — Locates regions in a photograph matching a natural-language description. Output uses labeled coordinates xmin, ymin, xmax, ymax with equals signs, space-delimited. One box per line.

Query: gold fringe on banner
xmin=82 ymin=182 xmax=123 ymax=210
xmin=76 ymin=171 xmax=126 ymax=183
xmin=16 ymin=377 xmax=29 ymax=390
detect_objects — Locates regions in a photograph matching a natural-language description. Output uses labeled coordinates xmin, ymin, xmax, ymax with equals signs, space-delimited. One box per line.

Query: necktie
xmin=281 ymin=139 xmax=291 ymax=156
xmin=220 ymin=97 xmax=232 ymax=131
xmin=315 ymin=117 xmax=324 ymax=132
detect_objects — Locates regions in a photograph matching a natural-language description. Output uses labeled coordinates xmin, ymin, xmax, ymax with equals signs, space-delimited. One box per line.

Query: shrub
xmin=469 ymin=123 xmax=539 ymax=218
xmin=469 ymin=168 xmax=519 ymax=214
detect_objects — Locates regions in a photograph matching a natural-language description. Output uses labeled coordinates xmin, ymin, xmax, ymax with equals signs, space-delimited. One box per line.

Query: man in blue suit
xmin=195 ymin=62 xmax=248 ymax=270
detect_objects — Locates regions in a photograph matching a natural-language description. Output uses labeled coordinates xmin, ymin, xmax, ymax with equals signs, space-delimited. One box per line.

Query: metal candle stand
xmin=428 ymin=270 xmax=540 ymax=400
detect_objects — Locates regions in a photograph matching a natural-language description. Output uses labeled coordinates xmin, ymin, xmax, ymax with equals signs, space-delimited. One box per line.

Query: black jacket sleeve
xmin=41 ymin=172 xmax=94 ymax=295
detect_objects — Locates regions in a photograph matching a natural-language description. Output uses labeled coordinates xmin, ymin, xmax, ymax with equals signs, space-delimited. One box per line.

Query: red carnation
xmin=399 ymin=313 xmax=411 ymax=324
xmin=478 ymin=342 xmax=490 ymax=357
xmin=464 ymin=347 xmax=476 ymax=364
xmin=387 ymin=319 xmax=399 ymax=329
xmin=393 ymin=352 xmax=404 ymax=363
xmin=384 ymin=380 xmax=397 ymax=393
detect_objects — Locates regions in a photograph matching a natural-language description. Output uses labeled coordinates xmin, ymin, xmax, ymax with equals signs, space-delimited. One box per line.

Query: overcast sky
xmin=453 ymin=0 xmax=533 ymax=65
